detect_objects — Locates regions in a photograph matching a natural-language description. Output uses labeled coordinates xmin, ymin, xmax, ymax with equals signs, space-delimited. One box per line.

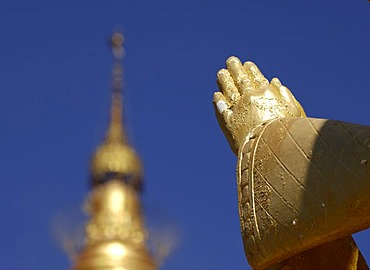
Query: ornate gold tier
xmin=72 ymin=181 xmax=156 ymax=270
xmin=72 ymin=241 xmax=155 ymax=270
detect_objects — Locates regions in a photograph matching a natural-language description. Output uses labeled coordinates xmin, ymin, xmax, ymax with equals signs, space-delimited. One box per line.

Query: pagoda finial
xmin=107 ymin=31 xmax=125 ymax=142
xmin=89 ymin=31 xmax=143 ymax=190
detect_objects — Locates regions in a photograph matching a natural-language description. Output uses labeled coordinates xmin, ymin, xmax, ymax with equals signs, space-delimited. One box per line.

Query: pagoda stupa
xmin=72 ymin=32 xmax=156 ymax=270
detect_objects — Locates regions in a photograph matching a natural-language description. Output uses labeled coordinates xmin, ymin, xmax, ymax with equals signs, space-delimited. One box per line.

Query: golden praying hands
xmin=213 ymin=56 xmax=305 ymax=154
xmin=213 ymin=56 xmax=370 ymax=270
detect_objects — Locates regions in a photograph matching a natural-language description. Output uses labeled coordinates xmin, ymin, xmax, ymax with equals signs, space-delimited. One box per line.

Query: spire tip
xmin=112 ymin=32 xmax=124 ymax=59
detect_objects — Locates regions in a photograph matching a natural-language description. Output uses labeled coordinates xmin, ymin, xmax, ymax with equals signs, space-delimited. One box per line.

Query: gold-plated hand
xmin=213 ymin=56 xmax=306 ymax=154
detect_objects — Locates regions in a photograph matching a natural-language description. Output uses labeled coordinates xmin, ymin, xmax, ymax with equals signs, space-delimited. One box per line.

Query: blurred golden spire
xmin=90 ymin=31 xmax=143 ymax=191
xmin=72 ymin=31 xmax=156 ymax=270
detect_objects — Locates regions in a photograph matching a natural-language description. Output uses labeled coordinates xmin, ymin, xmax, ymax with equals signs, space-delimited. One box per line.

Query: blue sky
xmin=0 ymin=1 xmax=369 ymax=269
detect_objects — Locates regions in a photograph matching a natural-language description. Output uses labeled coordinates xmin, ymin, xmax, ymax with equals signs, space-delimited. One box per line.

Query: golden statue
xmin=72 ymin=32 xmax=156 ymax=270
xmin=213 ymin=56 xmax=370 ymax=270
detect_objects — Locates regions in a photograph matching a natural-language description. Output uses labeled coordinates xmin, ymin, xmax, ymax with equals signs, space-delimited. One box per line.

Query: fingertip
xmin=243 ymin=61 xmax=254 ymax=66
xmin=213 ymin=91 xmax=225 ymax=102
xmin=271 ymin=77 xmax=282 ymax=88
xmin=216 ymin=100 xmax=229 ymax=114
xmin=213 ymin=92 xmax=231 ymax=114
xmin=271 ymin=77 xmax=281 ymax=84
xmin=217 ymin=68 xmax=229 ymax=78
xmin=244 ymin=61 xmax=268 ymax=87
xmin=279 ymin=85 xmax=294 ymax=103
xmin=243 ymin=61 xmax=258 ymax=72
xmin=226 ymin=56 xmax=242 ymax=67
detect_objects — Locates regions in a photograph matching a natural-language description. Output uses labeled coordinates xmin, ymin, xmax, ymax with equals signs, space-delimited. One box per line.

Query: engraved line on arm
xmin=278 ymin=118 xmax=346 ymax=193
xmin=238 ymin=137 xmax=254 ymax=202
xmin=248 ymin=120 xmax=275 ymax=238
xmin=255 ymin=169 xmax=301 ymax=216
xmin=306 ymin=118 xmax=363 ymax=182
xmin=260 ymin=138 xmax=322 ymax=205
xmin=337 ymin=122 xmax=370 ymax=155
xmin=254 ymin=197 xmax=285 ymax=229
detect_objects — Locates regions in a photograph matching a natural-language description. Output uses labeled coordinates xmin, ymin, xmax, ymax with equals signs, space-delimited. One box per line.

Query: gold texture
xmin=72 ymin=32 xmax=156 ymax=270
xmin=214 ymin=57 xmax=370 ymax=269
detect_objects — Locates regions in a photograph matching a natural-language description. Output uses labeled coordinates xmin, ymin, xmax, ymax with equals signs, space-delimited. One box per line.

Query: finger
xmin=279 ymin=85 xmax=296 ymax=105
xmin=271 ymin=77 xmax=296 ymax=104
xmin=296 ymin=100 xmax=307 ymax=117
xmin=243 ymin=61 xmax=269 ymax=88
xmin=270 ymin=77 xmax=282 ymax=94
xmin=279 ymin=85 xmax=303 ymax=116
xmin=217 ymin=69 xmax=240 ymax=103
xmin=273 ymin=81 xmax=306 ymax=117
xmin=271 ymin=78 xmax=297 ymax=105
xmin=213 ymin=92 xmax=232 ymax=119
xmin=226 ymin=56 xmax=253 ymax=94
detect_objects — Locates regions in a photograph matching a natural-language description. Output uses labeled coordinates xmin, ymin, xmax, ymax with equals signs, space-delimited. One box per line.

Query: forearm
xmin=237 ymin=117 xmax=370 ymax=269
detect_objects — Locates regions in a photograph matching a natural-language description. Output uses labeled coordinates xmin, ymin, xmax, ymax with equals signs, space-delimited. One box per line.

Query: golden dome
xmin=90 ymin=130 xmax=143 ymax=190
